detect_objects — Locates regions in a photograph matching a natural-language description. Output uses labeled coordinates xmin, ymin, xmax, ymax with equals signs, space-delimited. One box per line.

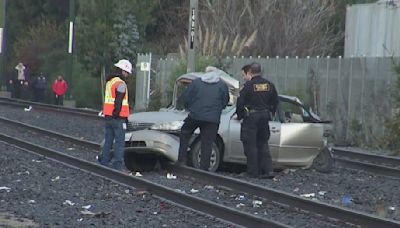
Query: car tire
xmin=312 ymin=146 xmax=334 ymax=173
xmin=124 ymin=152 xmax=157 ymax=172
xmin=189 ymin=140 xmax=221 ymax=172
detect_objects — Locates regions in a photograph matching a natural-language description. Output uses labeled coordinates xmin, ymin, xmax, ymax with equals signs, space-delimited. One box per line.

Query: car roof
xmin=279 ymin=94 xmax=302 ymax=104
xmin=177 ymin=70 xmax=240 ymax=90
xmin=176 ymin=71 xmax=301 ymax=104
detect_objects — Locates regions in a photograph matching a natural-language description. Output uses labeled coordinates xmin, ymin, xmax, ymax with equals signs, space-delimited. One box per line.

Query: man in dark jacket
xmin=177 ymin=68 xmax=229 ymax=171
xmin=236 ymin=62 xmax=279 ymax=178
xmin=33 ymin=73 xmax=47 ymax=102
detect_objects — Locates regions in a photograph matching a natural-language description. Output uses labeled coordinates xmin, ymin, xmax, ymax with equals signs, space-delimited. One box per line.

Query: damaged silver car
xmin=120 ymin=70 xmax=334 ymax=172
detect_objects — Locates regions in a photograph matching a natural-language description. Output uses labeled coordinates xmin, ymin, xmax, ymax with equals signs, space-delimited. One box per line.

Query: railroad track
xmin=1 ymin=116 xmax=399 ymax=228
xmin=2 ymin=98 xmax=400 ymax=179
xmin=0 ymin=96 xmax=101 ymax=119
xmin=0 ymin=118 xmax=285 ymax=228
xmin=332 ymin=147 xmax=400 ymax=178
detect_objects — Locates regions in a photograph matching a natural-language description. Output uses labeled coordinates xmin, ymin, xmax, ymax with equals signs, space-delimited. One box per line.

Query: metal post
xmin=146 ymin=53 xmax=152 ymax=107
xmin=346 ymin=57 xmax=354 ymax=141
xmin=0 ymin=0 xmax=5 ymax=90
xmin=66 ymin=0 xmax=75 ymax=98
xmin=100 ymin=65 xmax=105 ymax=104
xmin=284 ymin=56 xmax=288 ymax=92
xmin=337 ymin=56 xmax=343 ymax=140
xmin=187 ymin=0 xmax=198 ymax=73
xmin=360 ymin=57 xmax=366 ymax=123
xmin=325 ymin=56 xmax=330 ymax=114
xmin=294 ymin=56 xmax=298 ymax=92
xmin=315 ymin=56 xmax=320 ymax=114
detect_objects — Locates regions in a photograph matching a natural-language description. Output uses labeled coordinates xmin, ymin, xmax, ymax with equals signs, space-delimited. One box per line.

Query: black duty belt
xmin=248 ymin=109 xmax=269 ymax=114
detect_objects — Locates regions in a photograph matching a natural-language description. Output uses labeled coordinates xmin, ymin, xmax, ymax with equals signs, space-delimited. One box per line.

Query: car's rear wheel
xmin=189 ymin=140 xmax=221 ymax=172
xmin=312 ymin=146 xmax=334 ymax=173
xmin=124 ymin=152 xmax=157 ymax=172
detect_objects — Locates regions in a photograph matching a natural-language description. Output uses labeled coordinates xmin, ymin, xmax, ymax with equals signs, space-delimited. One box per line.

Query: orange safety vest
xmin=103 ymin=77 xmax=129 ymax=118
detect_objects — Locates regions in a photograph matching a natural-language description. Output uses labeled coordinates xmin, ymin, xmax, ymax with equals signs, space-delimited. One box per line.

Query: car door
xmin=277 ymin=99 xmax=323 ymax=167
xmin=226 ymin=110 xmax=280 ymax=164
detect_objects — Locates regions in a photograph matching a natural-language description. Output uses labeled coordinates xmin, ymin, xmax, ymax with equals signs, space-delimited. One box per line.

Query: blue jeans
xmin=99 ymin=117 xmax=126 ymax=170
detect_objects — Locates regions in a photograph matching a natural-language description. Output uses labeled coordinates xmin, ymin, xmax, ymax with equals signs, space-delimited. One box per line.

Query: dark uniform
xmin=236 ymin=74 xmax=279 ymax=178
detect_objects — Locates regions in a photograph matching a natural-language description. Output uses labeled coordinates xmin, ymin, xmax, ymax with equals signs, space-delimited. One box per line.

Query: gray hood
xmin=200 ymin=71 xmax=220 ymax=83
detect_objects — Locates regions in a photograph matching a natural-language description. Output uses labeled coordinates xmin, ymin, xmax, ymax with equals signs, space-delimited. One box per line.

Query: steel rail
xmin=0 ymin=97 xmax=101 ymax=119
xmin=333 ymin=148 xmax=400 ymax=178
xmin=0 ymin=116 xmax=99 ymax=151
xmin=0 ymin=133 xmax=287 ymax=228
xmin=334 ymin=157 xmax=400 ymax=178
xmin=165 ymin=164 xmax=400 ymax=228
xmin=2 ymin=116 xmax=400 ymax=227
xmin=333 ymin=147 xmax=400 ymax=167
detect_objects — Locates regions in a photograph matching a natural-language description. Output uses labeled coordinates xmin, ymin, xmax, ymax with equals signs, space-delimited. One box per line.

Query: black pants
xmin=240 ymin=111 xmax=272 ymax=177
xmin=34 ymin=89 xmax=45 ymax=102
xmin=54 ymin=94 xmax=64 ymax=106
xmin=178 ymin=116 xmax=219 ymax=171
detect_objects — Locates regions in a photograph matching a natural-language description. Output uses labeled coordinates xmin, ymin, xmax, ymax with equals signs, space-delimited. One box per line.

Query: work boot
xmin=259 ymin=172 xmax=276 ymax=179
xmin=176 ymin=160 xmax=187 ymax=167
xmin=119 ymin=168 xmax=132 ymax=175
xmin=239 ymin=172 xmax=258 ymax=178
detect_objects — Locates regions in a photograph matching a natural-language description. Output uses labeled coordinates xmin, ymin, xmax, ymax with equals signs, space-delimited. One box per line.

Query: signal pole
xmin=0 ymin=0 xmax=6 ymax=90
xmin=186 ymin=0 xmax=198 ymax=73
xmin=66 ymin=0 xmax=75 ymax=98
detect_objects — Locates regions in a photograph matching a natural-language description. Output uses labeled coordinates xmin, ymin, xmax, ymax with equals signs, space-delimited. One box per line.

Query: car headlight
xmin=149 ymin=121 xmax=184 ymax=131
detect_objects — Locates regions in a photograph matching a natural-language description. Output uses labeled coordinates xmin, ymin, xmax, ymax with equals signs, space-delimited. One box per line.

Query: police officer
xmin=236 ymin=62 xmax=279 ymax=178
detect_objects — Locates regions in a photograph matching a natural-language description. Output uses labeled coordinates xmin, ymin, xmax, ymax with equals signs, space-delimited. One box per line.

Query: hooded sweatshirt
xmin=183 ymin=71 xmax=229 ymax=123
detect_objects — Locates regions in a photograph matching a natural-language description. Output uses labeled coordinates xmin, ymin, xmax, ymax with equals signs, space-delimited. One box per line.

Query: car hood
xmin=129 ymin=108 xmax=187 ymax=125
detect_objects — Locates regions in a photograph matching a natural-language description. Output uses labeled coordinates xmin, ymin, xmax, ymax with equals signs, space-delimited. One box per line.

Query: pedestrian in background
xmin=33 ymin=72 xmax=47 ymax=102
xmin=15 ymin=62 xmax=26 ymax=81
xmin=7 ymin=77 xmax=15 ymax=98
xmin=14 ymin=62 xmax=26 ymax=99
xmin=98 ymin=59 xmax=133 ymax=172
xmin=52 ymin=75 xmax=68 ymax=106
xmin=236 ymin=62 xmax=279 ymax=179
xmin=20 ymin=80 xmax=30 ymax=100
xmin=177 ymin=67 xmax=229 ymax=171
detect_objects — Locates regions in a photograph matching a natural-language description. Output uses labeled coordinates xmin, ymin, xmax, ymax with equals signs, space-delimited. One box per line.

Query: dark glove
xmin=112 ymin=91 xmax=125 ymax=118
xmin=112 ymin=110 xmax=119 ymax=118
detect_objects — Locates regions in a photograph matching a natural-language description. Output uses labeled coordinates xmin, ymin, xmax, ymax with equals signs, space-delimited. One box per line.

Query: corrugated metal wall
xmin=345 ymin=3 xmax=400 ymax=57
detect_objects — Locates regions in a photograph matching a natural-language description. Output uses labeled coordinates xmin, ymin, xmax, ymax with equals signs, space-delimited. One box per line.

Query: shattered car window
xmin=280 ymin=101 xmax=305 ymax=123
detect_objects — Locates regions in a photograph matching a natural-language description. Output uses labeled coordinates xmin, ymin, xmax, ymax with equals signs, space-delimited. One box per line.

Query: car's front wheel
xmin=189 ymin=140 xmax=221 ymax=172
xmin=312 ymin=146 xmax=334 ymax=173
xmin=124 ymin=152 xmax=157 ymax=172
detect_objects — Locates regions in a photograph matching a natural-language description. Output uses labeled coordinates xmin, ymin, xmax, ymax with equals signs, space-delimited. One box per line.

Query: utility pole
xmin=66 ymin=0 xmax=75 ymax=99
xmin=186 ymin=0 xmax=198 ymax=73
xmin=0 ymin=0 xmax=6 ymax=91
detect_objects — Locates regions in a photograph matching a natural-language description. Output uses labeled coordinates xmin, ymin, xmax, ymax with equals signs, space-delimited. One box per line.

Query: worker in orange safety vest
xmin=98 ymin=59 xmax=133 ymax=172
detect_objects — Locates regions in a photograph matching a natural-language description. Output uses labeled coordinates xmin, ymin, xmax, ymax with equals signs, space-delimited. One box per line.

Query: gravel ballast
xmin=1 ymin=104 xmax=399 ymax=224
xmin=0 ymin=142 xmax=235 ymax=228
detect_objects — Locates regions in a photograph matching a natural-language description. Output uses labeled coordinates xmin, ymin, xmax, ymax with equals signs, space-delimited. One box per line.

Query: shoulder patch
xmin=253 ymin=83 xmax=269 ymax=92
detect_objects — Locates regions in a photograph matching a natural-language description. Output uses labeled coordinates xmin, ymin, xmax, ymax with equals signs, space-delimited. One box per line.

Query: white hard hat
xmin=114 ymin=59 xmax=132 ymax=74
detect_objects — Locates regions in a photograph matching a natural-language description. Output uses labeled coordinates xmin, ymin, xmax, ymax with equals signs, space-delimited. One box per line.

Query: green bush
xmin=71 ymin=62 xmax=103 ymax=109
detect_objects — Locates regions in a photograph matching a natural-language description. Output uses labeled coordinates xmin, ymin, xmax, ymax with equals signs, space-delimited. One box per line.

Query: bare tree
xmin=180 ymin=0 xmax=343 ymax=57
